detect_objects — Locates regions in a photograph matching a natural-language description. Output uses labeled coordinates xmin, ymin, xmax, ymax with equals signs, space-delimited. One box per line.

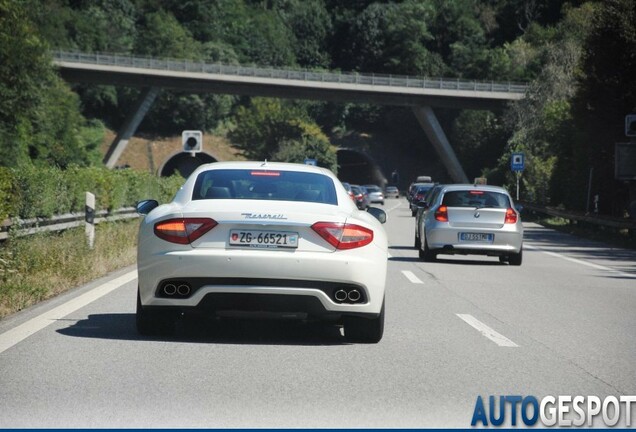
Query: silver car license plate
xmin=229 ymin=230 xmax=299 ymax=248
xmin=459 ymin=232 xmax=494 ymax=243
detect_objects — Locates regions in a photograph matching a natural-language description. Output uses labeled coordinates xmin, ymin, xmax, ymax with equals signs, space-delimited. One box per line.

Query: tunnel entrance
xmin=159 ymin=152 xmax=217 ymax=177
xmin=337 ymin=149 xmax=387 ymax=187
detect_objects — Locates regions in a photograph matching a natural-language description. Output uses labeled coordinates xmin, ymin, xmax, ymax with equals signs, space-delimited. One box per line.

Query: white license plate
xmin=459 ymin=232 xmax=494 ymax=243
xmin=229 ymin=230 xmax=299 ymax=248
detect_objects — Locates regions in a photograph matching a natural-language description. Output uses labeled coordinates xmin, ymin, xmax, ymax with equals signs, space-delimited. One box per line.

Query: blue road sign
xmin=304 ymin=158 xmax=317 ymax=166
xmin=511 ymin=153 xmax=525 ymax=171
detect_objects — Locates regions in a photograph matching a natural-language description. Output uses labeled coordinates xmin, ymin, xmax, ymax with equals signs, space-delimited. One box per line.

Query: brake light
xmin=251 ymin=171 xmax=280 ymax=177
xmin=154 ymin=218 xmax=217 ymax=244
xmin=435 ymin=205 xmax=448 ymax=222
xmin=312 ymin=222 xmax=373 ymax=250
xmin=505 ymin=208 xmax=518 ymax=224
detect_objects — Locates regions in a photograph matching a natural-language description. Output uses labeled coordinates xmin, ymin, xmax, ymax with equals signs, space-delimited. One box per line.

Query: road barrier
xmin=0 ymin=207 xmax=138 ymax=241
xmin=521 ymin=201 xmax=636 ymax=232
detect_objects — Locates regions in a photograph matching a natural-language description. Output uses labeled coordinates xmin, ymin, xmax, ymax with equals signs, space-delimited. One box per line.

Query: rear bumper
xmin=426 ymin=226 xmax=522 ymax=255
xmin=138 ymin=246 xmax=386 ymax=316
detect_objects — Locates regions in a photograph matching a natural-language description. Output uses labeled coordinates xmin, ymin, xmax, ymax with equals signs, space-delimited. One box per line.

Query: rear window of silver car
xmin=192 ymin=169 xmax=338 ymax=205
xmin=442 ymin=190 xmax=510 ymax=208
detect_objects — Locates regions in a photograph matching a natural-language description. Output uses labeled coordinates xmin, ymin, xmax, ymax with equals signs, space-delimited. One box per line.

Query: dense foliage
xmin=1 ymin=0 xmax=634 ymax=216
xmin=0 ymin=166 xmax=182 ymax=221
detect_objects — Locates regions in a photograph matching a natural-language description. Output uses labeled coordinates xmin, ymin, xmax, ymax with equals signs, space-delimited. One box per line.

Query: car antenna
xmin=261 ymin=159 xmax=268 ymax=167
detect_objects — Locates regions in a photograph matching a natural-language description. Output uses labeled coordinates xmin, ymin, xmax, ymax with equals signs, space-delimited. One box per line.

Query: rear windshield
xmin=192 ymin=169 xmax=338 ymax=205
xmin=442 ymin=190 xmax=510 ymax=208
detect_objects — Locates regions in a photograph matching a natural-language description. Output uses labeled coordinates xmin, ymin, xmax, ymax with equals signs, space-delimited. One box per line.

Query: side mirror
xmin=367 ymin=206 xmax=387 ymax=224
xmin=515 ymin=204 xmax=524 ymax=213
xmin=415 ymin=200 xmax=428 ymax=209
xmin=136 ymin=199 xmax=159 ymax=215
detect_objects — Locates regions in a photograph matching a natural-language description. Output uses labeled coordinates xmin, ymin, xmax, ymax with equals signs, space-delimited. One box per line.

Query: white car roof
xmin=439 ymin=184 xmax=511 ymax=195
xmin=190 ymin=160 xmax=333 ymax=177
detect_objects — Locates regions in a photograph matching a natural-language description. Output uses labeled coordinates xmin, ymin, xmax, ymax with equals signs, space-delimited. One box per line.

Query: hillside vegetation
xmin=0 ymin=0 xmax=635 ymax=216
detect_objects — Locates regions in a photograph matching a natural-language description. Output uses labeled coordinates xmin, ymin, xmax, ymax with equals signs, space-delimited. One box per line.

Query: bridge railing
xmin=52 ymin=51 xmax=528 ymax=94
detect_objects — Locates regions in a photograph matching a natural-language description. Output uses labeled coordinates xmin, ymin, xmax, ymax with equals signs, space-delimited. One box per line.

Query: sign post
xmin=510 ymin=153 xmax=525 ymax=200
xmin=85 ymin=192 xmax=95 ymax=249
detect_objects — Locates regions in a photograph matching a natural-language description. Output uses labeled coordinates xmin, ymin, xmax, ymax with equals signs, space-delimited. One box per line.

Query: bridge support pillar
xmin=103 ymin=86 xmax=160 ymax=168
xmin=412 ymin=106 xmax=469 ymax=184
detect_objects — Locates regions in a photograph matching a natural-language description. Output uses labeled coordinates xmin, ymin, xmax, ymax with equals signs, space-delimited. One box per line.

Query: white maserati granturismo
xmin=136 ymin=161 xmax=388 ymax=342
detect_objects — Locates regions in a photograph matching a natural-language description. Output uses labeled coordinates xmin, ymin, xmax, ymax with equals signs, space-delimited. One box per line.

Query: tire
xmin=344 ymin=300 xmax=385 ymax=343
xmin=419 ymin=238 xmax=436 ymax=262
xmin=509 ymin=247 xmax=523 ymax=266
xmin=414 ymin=234 xmax=421 ymax=249
xmin=499 ymin=256 xmax=508 ymax=264
xmin=136 ymin=289 xmax=176 ymax=336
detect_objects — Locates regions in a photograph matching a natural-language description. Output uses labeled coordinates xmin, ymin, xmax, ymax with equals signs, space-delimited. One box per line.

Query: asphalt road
xmin=0 ymin=198 xmax=635 ymax=428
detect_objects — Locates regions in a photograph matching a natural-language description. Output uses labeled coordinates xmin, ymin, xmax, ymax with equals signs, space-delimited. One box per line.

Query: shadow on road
xmin=524 ymin=225 xmax=636 ymax=275
xmin=56 ymin=313 xmax=349 ymax=346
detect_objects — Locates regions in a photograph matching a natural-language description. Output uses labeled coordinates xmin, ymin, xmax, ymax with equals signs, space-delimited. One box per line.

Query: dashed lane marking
xmin=401 ymin=270 xmax=424 ymax=284
xmin=456 ymin=314 xmax=519 ymax=347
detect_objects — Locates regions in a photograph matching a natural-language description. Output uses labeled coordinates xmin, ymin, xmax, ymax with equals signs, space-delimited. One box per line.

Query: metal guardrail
xmin=52 ymin=51 xmax=528 ymax=94
xmin=0 ymin=208 xmax=139 ymax=241
xmin=521 ymin=202 xmax=636 ymax=231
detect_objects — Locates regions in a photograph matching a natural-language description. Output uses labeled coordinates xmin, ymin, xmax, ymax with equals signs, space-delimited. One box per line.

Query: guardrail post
xmin=85 ymin=192 xmax=95 ymax=249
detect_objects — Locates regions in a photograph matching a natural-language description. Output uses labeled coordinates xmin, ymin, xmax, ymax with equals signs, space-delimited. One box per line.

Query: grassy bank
xmin=0 ymin=219 xmax=139 ymax=319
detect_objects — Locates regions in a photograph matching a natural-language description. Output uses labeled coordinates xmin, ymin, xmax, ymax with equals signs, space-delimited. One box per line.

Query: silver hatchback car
xmin=416 ymin=184 xmax=523 ymax=265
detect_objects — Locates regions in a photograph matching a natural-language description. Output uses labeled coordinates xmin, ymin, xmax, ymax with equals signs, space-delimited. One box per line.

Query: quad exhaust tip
xmin=162 ymin=282 xmax=191 ymax=297
xmin=348 ymin=289 xmax=361 ymax=302
xmin=333 ymin=288 xmax=363 ymax=303
xmin=334 ymin=290 xmax=348 ymax=302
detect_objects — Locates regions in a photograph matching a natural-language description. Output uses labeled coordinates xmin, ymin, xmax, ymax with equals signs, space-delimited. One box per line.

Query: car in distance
xmin=409 ymin=184 xmax=435 ymax=216
xmin=363 ymin=184 xmax=385 ymax=205
xmin=350 ymin=184 xmax=370 ymax=210
xmin=384 ymin=186 xmax=400 ymax=199
xmin=414 ymin=183 xmax=445 ymax=249
xmin=341 ymin=181 xmax=356 ymax=202
xmin=416 ymin=184 xmax=523 ymax=265
xmin=407 ymin=181 xmax=433 ymax=203
xmin=136 ymin=161 xmax=388 ymax=342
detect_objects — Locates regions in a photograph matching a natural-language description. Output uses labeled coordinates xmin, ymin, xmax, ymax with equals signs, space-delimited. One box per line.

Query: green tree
xmin=133 ymin=9 xmax=204 ymax=59
xmin=0 ymin=0 xmax=101 ymax=168
xmin=567 ymin=0 xmax=636 ymax=215
xmin=229 ymin=98 xmax=309 ymax=160
xmin=273 ymin=123 xmax=338 ymax=173
xmin=276 ymin=0 xmax=332 ymax=68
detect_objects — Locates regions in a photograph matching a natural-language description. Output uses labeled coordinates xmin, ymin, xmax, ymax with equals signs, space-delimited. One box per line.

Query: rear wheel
xmin=414 ymin=233 xmax=421 ymax=249
xmin=509 ymin=247 xmax=523 ymax=266
xmin=344 ymin=300 xmax=385 ymax=343
xmin=419 ymin=238 xmax=436 ymax=262
xmin=136 ymin=289 xmax=176 ymax=336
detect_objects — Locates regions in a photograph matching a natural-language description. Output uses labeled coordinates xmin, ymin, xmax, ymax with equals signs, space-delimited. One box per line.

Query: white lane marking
xmin=387 ymin=252 xmax=393 ymax=258
xmin=0 ymin=270 xmax=137 ymax=355
xmin=385 ymin=202 xmax=403 ymax=213
xmin=525 ymin=244 xmax=636 ymax=279
xmin=456 ymin=314 xmax=519 ymax=347
xmin=402 ymin=270 xmax=424 ymax=284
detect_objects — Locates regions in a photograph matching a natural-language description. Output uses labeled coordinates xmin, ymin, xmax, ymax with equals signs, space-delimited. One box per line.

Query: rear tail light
xmin=312 ymin=222 xmax=374 ymax=250
xmin=154 ymin=218 xmax=217 ymax=244
xmin=504 ymin=208 xmax=518 ymax=224
xmin=435 ymin=205 xmax=449 ymax=222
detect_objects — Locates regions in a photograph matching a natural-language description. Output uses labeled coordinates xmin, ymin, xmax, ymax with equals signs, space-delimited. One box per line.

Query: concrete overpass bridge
xmin=53 ymin=51 xmax=527 ymax=182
